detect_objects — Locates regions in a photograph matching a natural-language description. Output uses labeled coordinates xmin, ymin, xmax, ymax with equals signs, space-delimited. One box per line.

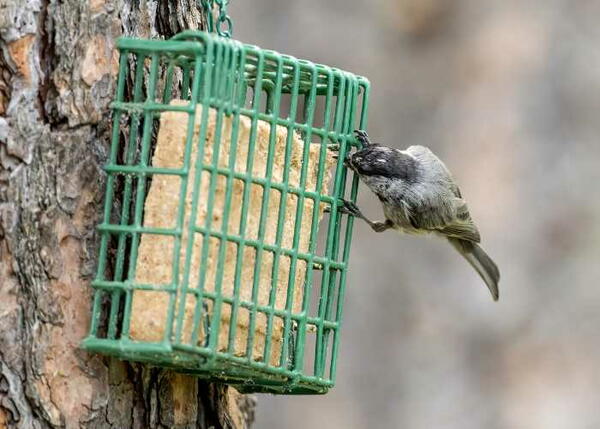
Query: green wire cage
xmin=82 ymin=5 xmax=369 ymax=394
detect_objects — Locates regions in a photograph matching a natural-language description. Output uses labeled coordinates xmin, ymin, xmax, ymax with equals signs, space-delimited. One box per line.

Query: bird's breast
xmin=382 ymin=201 xmax=421 ymax=235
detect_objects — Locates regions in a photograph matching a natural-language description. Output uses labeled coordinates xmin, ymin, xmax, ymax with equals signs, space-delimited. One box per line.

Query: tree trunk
xmin=0 ymin=0 xmax=255 ymax=427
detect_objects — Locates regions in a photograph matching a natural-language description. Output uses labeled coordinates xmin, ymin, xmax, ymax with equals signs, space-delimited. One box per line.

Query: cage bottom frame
xmin=82 ymin=337 xmax=332 ymax=394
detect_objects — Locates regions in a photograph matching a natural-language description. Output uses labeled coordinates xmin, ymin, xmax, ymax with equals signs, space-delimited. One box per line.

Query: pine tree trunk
xmin=0 ymin=0 xmax=255 ymax=427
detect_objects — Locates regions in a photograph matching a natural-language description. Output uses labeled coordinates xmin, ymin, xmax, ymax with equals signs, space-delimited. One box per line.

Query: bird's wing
xmin=404 ymin=146 xmax=481 ymax=242
xmin=408 ymin=194 xmax=481 ymax=243
xmin=439 ymin=221 xmax=481 ymax=243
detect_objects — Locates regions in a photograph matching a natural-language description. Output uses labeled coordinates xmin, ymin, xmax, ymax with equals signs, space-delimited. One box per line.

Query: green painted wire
xmin=82 ymin=31 xmax=370 ymax=395
xmin=200 ymin=0 xmax=233 ymax=38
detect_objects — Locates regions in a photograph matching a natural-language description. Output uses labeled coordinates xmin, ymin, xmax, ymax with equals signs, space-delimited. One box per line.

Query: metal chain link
xmin=199 ymin=0 xmax=233 ymax=38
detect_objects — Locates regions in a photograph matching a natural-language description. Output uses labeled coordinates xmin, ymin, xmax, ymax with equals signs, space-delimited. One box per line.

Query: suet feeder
xmin=82 ymin=2 xmax=369 ymax=394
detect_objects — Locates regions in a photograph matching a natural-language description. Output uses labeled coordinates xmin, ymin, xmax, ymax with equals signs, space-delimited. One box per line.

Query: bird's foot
xmin=324 ymin=201 xmax=354 ymax=215
xmin=339 ymin=199 xmax=363 ymax=217
xmin=354 ymin=129 xmax=371 ymax=147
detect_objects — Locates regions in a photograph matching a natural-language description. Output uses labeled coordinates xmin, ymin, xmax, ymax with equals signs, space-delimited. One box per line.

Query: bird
xmin=341 ymin=130 xmax=500 ymax=301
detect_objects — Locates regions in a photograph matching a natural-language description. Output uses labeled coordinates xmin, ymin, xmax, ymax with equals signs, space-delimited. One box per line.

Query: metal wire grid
xmin=82 ymin=31 xmax=369 ymax=394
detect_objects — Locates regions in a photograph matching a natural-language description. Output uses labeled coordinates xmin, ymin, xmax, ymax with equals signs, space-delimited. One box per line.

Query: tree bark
xmin=0 ymin=0 xmax=255 ymax=427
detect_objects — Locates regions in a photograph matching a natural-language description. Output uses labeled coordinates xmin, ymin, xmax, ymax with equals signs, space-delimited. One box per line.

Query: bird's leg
xmin=371 ymin=219 xmax=393 ymax=233
xmin=354 ymin=129 xmax=372 ymax=148
xmin=339 ymin=199 xmax=392 ymax=233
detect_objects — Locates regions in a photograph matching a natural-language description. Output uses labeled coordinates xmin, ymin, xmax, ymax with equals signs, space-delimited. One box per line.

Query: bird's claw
xmin=354 ymin=129 xmax=370 ymax=147
xmin=339 ymin=199 xmax=362 ymax=217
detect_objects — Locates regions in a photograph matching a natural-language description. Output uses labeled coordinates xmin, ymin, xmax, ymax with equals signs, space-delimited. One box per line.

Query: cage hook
xmin=199 ymin=0 xmax=233 ymax=38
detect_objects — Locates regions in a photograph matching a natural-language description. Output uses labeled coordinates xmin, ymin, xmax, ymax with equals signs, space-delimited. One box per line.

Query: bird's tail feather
xmin=448 ymin=238 xmax=500 ymax=301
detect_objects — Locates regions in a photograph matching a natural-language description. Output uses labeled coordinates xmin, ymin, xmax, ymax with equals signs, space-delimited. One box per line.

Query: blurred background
xmin=230 ymin=0 xmax=600 ymax=427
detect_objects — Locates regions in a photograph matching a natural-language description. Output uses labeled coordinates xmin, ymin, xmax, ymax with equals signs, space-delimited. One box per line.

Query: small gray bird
xmin=342 ymin=130 xmax=500 ymax=300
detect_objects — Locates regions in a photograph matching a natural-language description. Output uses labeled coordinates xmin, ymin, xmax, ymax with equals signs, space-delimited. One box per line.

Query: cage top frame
xmin=82 ymin=30 xmax=370 ymax=394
